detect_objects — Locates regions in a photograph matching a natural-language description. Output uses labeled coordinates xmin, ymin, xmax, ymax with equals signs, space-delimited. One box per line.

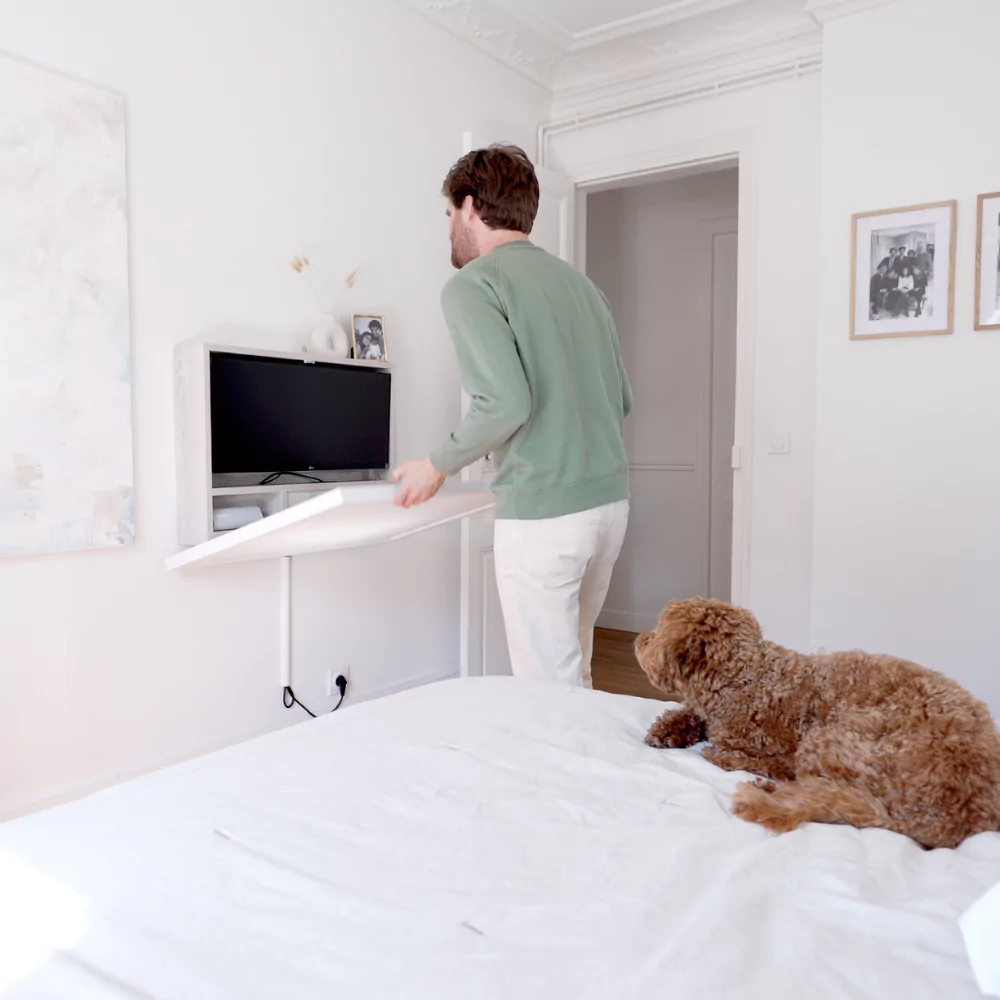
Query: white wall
xmin=587 ymin=171 xmax=739 ymax=631
xmin=548 ymin=75 xmax=822 ymax=649
xmin=0 ymin=0 xmax=547 ymax=816
xmin=811 ymin=0 xmax=1000 ymax=716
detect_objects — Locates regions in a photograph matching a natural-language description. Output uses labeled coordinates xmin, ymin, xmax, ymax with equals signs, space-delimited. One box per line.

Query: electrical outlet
xmin=326 ymin=665 xmax=351 ymax=698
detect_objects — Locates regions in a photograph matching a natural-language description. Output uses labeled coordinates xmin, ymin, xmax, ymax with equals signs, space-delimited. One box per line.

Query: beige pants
xmin=493 ymin=500 xmax=630 ymax=688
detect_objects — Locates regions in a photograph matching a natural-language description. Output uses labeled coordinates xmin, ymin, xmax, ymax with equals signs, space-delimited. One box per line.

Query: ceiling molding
xmin=396 ymin=0 xmax=561 ymax=88
xmin=550 ymin=27 xmax=820 ymax=121
xmin=553 ymin=2 xmax=817 ymax=93
xmin=507 ymin=0 xmax=753 ymax=50
xmin=805 ymin=0 xmax=898 ymax=22
xmin=397 ymin=0 xmax=833 ymax=98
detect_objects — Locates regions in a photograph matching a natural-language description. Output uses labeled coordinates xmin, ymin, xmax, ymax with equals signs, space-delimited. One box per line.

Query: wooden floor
xmin=591 ymin=628 xmax=669 ymax=700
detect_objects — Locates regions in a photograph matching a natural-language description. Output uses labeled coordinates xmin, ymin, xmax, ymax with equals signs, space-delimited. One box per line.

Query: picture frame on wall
xmin=851 ymin=200 xmax=957 ymax=340
xmin=351 ymin=314 xmax=388 ymax=362
xmin=975 ymin=192 xmax=1000 ymax=331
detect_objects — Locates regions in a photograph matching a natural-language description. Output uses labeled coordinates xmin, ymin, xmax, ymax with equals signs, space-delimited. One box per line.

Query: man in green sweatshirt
xmin=393 ymin=144 xmax=632 ymax=688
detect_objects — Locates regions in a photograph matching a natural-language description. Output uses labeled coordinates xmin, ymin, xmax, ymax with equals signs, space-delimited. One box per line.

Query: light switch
xmin=768 ymin=431 xmax=791 ymax=455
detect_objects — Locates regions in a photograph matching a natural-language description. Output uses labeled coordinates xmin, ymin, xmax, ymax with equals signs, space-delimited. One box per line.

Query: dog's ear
xmin=657 ymin=600 xmax=710 ymax=677
xmin=682 ymin=599 xmax=763 ymax=671
xmin=654 ymin=598 xmax=763 ymax=683
xmin=632 ymin=600 xmax=708 ymax=697
xmin=707 ymin=601 xmax=762 ymax=663
xmin=634 ymin=625 xmax=689 ymax=697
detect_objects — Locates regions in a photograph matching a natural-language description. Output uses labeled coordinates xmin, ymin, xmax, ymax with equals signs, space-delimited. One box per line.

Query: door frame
xmin=541 ymin=131 xmax=758 ymax=610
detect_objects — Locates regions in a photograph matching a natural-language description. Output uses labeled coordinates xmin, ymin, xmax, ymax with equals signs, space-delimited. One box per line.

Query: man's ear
xmin=462 ymin=194 xmax=477 ymax=223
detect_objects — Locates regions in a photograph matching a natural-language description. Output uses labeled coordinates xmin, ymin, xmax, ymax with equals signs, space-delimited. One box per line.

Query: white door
xmin=458 ymin=134 xmax=576 ymax=677
xmin=586 ymin=171 xmax=739 ymax=634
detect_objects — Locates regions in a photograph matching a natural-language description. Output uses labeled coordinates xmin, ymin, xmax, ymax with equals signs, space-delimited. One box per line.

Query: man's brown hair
xmin=442 ymin=144 xmax=540 ymax=234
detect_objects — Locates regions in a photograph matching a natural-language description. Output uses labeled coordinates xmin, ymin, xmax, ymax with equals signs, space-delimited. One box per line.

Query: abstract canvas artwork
xmin=0 ymin=55 xmax=134 ymax=557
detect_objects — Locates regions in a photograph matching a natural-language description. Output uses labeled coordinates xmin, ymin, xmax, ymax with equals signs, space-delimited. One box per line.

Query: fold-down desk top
xmin=166 ymin=482 xmax=494 ymax=571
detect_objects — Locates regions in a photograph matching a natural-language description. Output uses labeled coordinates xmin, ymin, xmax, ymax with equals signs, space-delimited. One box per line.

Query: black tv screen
xmin=210 ymin=353 xmax=391 ymax=474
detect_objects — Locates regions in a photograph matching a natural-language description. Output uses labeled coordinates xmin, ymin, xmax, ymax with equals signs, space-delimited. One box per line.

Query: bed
xmin=1 ymin=678 xmax=997 ymax=999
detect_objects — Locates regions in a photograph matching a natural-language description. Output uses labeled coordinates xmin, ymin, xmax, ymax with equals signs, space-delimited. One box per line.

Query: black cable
xmin=260 ymin=471 xmax=324 ymax=486
xmin=283 ymin=675 xmax=347 ymax=719
xmin=283 ymin=686 xmax=316 ymax=717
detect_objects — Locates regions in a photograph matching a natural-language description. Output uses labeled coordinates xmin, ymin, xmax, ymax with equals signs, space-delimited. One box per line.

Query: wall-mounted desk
xmin=166 ymin=481 xmax=495 ymax=693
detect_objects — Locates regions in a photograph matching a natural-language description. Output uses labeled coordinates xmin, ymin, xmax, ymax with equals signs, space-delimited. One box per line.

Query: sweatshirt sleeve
xmin=429 ymin=274 xmax=532 ymax=477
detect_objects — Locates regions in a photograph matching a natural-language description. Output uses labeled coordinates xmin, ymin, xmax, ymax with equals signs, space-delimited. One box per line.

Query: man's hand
xmin=392 ymin=458 xmax=446 ymax=508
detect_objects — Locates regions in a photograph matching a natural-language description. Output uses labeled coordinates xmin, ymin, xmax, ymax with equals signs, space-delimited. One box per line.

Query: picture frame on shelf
xmin=975 ymin=192 xmax=1000 ymax=331
xmin=851 ymin=200 xmax=956 ymax=340
xmin=351 ymin=314 xmax=388 ymax=362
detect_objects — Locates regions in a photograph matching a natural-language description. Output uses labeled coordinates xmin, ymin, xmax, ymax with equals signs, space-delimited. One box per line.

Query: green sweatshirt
xmin=429 ymin=241 xmax=632 ymax=520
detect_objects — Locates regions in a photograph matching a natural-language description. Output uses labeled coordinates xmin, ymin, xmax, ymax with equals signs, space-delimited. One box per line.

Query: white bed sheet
xmin=1 ymin=678 xmax=998 ymax=1000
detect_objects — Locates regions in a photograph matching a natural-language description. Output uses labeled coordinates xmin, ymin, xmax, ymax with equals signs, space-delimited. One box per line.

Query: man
xmin=877 ymin=247 xmax=897 ymax=273
xmin=870 ymin=263 xmax=890 ymax=316
xmin=393 ymin=144 xmax=632 ymax=688
xmin=911 ymin=264 xmax=928 ymax=316
xmin=914 ymin=240 xmax=933 ymax=279
xmin=361 ymin=324 xmax=384 ymax=360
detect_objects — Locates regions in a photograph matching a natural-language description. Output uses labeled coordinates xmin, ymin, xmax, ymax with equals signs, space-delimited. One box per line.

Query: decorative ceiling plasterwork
xmin=397 ymin=0 xmax=898 ymax=110
xmin=805 ymin=0 xmax=897 ymax=22
xmin=552 ymin=0 xmax=819 ymax=104
xmin=399 ymin=0 xmax=564 ymax=87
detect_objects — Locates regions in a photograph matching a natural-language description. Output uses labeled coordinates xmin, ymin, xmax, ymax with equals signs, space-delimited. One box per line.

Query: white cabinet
xmin=174 ymin=343 xmax=391 ymax=546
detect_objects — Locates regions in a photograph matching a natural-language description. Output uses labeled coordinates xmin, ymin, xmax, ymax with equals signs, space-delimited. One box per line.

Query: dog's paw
xmin=752 ymin=777 xmax=778 ymax=793
xmin=644 ymin=708 xmax=706 ymax=750
xmin=644 ymin=727 xmax=689 ymax=749
xmin=645 ymin=725 xmax=688 ymax=749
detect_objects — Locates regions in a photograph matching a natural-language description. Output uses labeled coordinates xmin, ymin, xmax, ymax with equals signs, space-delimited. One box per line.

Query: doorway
xmin=585 ymin=168 xmax=739 ymax=693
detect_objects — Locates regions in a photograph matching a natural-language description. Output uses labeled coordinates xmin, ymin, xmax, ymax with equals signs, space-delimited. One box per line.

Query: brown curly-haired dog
xmin=635 ymin=597 xmax=1000 ymax=849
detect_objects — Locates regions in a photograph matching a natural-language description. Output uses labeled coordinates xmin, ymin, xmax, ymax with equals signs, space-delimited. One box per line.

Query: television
xmin=209 ymin=353 xmax=391 ymax=476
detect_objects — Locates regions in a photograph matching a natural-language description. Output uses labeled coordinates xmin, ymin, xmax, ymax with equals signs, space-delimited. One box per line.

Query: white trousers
xmin=493 ymin=500 xmax=629 ymax=688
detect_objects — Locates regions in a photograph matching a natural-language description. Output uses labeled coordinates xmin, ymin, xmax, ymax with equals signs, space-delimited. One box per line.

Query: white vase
xmin=308 ymin=313 xmax=350 ymax=359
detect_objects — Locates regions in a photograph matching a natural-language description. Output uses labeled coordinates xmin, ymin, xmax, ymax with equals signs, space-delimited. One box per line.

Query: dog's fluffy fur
xmin=635 ymin=598 xmax=1000 ymax=849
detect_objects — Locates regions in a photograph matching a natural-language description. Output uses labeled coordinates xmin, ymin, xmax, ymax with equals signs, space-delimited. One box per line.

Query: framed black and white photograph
xmin=351 ymin=314 xmax=388 ymax=362
xmin=851 ymin=201 xmax=956 ymax=340
xmin=975 ymin=192 xmax=1000 ymax=331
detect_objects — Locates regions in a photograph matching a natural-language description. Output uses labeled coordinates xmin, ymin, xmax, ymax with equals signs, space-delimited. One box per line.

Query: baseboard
xmin=597 ymin=609 xmax=658 ymax=634
xmin=349 ymin=667 xmax=458 ymax=706
xmin=0 ymin=668 xmax=458 ymax=823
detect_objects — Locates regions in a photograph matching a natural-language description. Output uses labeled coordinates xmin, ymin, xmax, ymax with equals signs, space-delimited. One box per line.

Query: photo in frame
xmin=851 ymin=201 xmax=956 ymax=340
xmin=975 ymin=192 xmax=1000 ymax=331
xmin=351 ymin=314 xmax=387 ymax=362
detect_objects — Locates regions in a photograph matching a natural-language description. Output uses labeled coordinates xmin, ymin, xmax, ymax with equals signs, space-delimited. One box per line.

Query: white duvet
xmin=1 ymin=678 xmax=998 ymax=999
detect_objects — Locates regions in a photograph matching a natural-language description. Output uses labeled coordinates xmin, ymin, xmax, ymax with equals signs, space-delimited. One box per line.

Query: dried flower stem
xmin=290 ymin=257 xmax=358 ymax=314
xmin=289 ymin=255 xmax=328 ymax=312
